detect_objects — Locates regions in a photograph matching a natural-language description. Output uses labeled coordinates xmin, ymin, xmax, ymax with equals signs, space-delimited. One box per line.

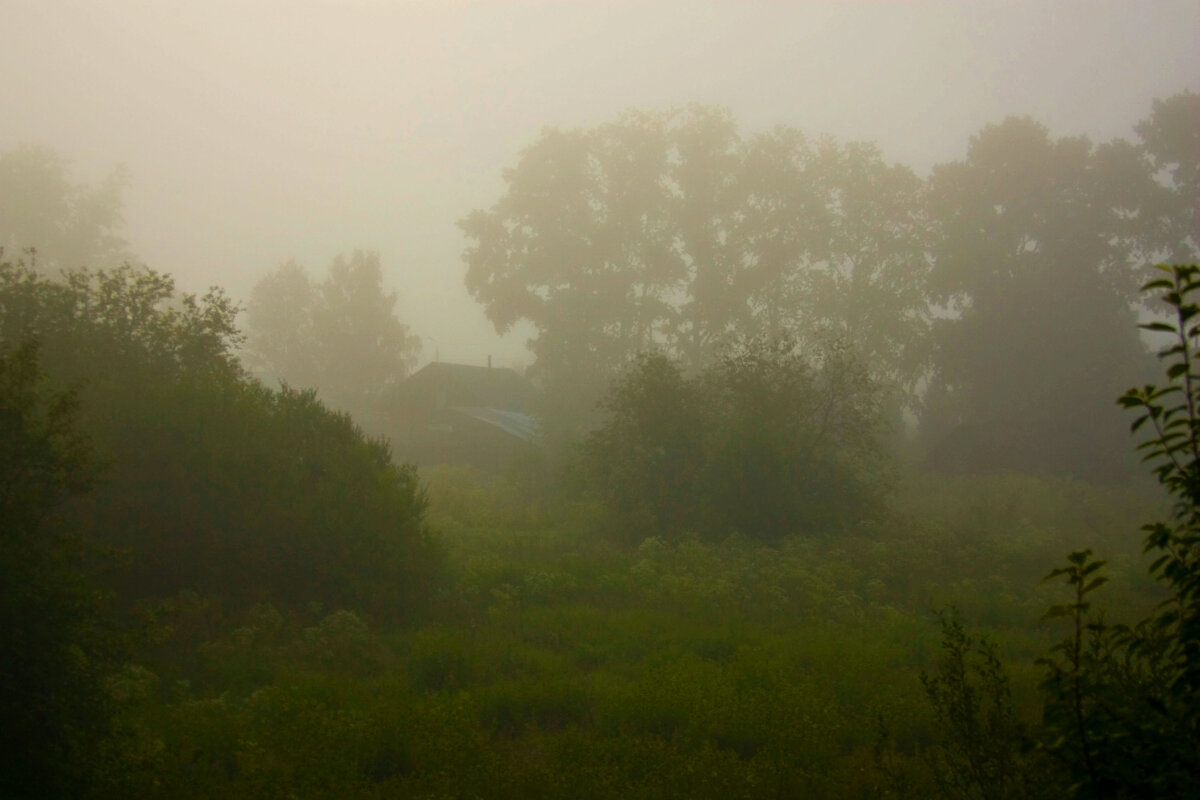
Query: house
xmin=381 ymin=361 xmax=540 ymax=469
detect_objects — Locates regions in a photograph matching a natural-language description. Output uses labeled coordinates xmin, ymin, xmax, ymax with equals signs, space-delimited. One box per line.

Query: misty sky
xmin=4 ymin=0 xmax=1198 ymax=367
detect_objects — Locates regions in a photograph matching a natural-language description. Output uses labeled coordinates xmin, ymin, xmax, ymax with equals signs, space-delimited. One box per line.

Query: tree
xmin=0 ymin=144 xmax=130 ymax=272
xmin=735 ymin=133 xmax=931 ymax=399
xmin=696 ymin=335 xmax=890 ymax=543
xmin=0 ymin=339 xmax=121 ymax=799
xmin=583 ymin=352 xmax=704 ymax=542
xmin=0 ymin=258 xmax=441 ymax=618
xmin=1135 ymin=91 xmax=1200 ymax=265
xmin=1034 ymin=264 xmax=1200 ymax=798
xmin=462 ymin=107 xmax=931 ymax=441
xmin=584 ymin=336 xmax=890 ymax=544
xmin=462 ymin=111 xmax=684 ymax=441
xmin=924 ymin=116 xmax=1157 ymax=478
xmin=245 ymin=250 xmax=421 ymax=426
xmin=243 ymin=259 xmax=317 ymax=386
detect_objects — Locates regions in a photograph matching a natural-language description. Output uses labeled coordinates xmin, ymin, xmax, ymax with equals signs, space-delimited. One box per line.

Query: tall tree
xmin=245 ymin=250 xmax=421 ymax=425
xmin=735 ymin=133 xmax=931 ymax=397
xmin=243 ymin=260 xmax=317 ymax=386
xmin=0 ymin=144 xmax=130 ymax=272
xmin=462 ymin=112 xmax=683 ymax=439
xmin=668 ymin=106 xmax=745 ymax=367
xmin=924 ymin=117 xmax=1156 ymax=477
xmin=1135 ymin=90 xmax=1200 ymax=265
xmin=462 ymin=107 xmax=931 ymax=438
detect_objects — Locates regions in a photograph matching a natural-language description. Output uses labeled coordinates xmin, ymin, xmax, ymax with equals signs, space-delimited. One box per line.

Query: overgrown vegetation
xmin=584 ymin=337 xmax=889 ymax=544
xmin=1033 ymin=265 xmax=1200 ymax=798
xmin=1 ymin=93 xmax=1197 ymax=797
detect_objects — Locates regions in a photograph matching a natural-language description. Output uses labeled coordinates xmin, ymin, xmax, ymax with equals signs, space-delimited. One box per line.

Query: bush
xmin=0 ymin=340 xmax=125 ymax=798
xmin=0 ymin=259 xmax=443 ymax=618
xmin=584 ymin=336 xmax=891 ymax=544
xmin=1034 ymin=265 xmax=1200 ymax=798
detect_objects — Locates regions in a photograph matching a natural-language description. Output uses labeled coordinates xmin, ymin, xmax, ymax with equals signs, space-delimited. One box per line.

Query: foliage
xmin=0 ymin=258 xmax=442 ymax=617
xmin=584 ymin=336 xmax=890 ymax=544
xmin=699 ymin=335 xmax=890 ymax=542
xmin=1134 ymin=92 xmax=1199 ymax=265
xmin=461 ymin=106 xmax=930 ymax=438
xmin=0 ymin=340 xmax=124 ymax=798
xmin=82 ymin=459 xmax=1169 ymax=799
xmin=244 ymin=250 xmax=421 ymax=427
xmin=584 ymin=352 xmax=704 ymax=541
xmin=923 ymin=112 xmax=1175 ymax=478
xmin=1034 ymin=265 xmax=1200 ymax=798
xmin=0 ymin=144 xmax=130 ymax=272
xmin=919 ymin=610 xmax=1052 ymax=799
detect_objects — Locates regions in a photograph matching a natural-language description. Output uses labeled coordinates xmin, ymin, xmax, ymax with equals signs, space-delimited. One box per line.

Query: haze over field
xmin=7 ymin=4 xmax=1200 ymax=796
xmin=3 ymin=0 xmax=1198 ymax=365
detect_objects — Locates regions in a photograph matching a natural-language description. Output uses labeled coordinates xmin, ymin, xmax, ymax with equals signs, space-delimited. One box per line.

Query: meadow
xmin=96 ymin=465 xmax=1166 ymax=799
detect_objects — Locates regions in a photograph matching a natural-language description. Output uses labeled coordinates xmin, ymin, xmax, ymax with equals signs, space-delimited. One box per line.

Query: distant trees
xmin=0 ymin=257 xmax=441 ymax=618
xmin=1135 ymin=91 xmax=1199 ymax=265
xmin=461 ymin=106 xmax=929 ymax=441
xmin=922 ymin=116 xmax=1159 ymax=478
xmin=584 ymin=337 xmax=889 ymax=544
xmin=0 ymin=144 xmax=130 ymax=272
xmin=244 ymin=250 xmax=421 ymax=427
xmin=467 ymin=95 xmax=1198 ymax=481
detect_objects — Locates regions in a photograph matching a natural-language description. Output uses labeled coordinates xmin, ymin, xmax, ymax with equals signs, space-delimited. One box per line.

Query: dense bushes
xmin=584 ymin=337 xmax=890 ymax=544
xmin=0 ymin=341 xmax=124 ymax=798
xmin=0 ymin=258 xmax=442 ymax=617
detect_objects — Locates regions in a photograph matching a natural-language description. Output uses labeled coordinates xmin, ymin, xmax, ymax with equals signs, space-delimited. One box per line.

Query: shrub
xmin=1035 ymin=265 xmax=1200 ymax=798
xmin=0 ymin=258 xmax=443 ymax=618
xmin=584 ymin=336 xmax=891 ymax=544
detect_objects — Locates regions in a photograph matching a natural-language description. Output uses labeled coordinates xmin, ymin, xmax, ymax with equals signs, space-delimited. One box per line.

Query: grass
xmin=97 ymin=464 xmax=1167 ymax=798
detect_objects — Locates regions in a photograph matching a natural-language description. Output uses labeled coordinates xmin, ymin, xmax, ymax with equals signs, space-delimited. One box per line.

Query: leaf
xmin=1067 ymin=549 xmax=1092 ymax=566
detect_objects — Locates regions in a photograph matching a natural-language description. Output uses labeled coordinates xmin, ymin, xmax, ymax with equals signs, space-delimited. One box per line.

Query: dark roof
xmin=421 ymin=362 xmax=533 ymax=411
xmin=386 ymin=361 xmax=536 ymax=413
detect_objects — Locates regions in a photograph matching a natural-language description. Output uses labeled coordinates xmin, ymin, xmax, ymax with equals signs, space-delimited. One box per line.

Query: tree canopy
xmin=0 ymin=144 xmax=130 ymax=272
xmin=0 ymin=257 xmax=441 ymax=617
xmin=245 ymin=250 xmax=421 ymax=428
xmin=461 ymin=106 xmax=930 ymax=439
xmin=465 ymin=96 xmax=1197 ymax=479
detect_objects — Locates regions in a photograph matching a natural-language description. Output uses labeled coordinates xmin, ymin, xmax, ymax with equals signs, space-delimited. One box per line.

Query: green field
xmin=91 ymin=466 xmax=1164 ymax=799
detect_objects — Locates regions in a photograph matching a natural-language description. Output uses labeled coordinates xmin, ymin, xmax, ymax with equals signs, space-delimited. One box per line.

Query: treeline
xmin=462 ymin=93 xmax=1198 ymax=479
xmin=1 ymin=93 xmax=1197 ymax=798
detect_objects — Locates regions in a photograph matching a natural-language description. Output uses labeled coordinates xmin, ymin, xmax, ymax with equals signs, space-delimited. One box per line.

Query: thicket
xmin=904 ymin=266 xmax=1200 ymax=800
xmin=583 ymin=336 xmax=889 ymax=545
xmin=0 ymin=257 xmax=442 ymax=618
xmin=0 ymin=340 xmax=124 ymax=798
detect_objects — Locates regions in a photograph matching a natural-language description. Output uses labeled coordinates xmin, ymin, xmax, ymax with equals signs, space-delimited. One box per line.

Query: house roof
xmin=385 ymin=361 xmax=541 ymax=442
xmin=405 ymin=361 xmax=536 ymax=412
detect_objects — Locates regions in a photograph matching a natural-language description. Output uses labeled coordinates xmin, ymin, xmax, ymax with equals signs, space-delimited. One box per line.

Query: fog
xmin=3 ymin=0 xmax=1198 ymax=366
